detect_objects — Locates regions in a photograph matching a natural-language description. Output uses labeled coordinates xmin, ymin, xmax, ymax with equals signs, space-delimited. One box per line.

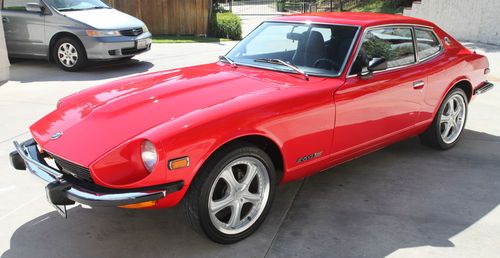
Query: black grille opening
xmin=50 ymin=154 xmax=93 ymax=182
xmin=120 ymin=27 xmax=143 ymax=36
xmin=121 ymin=47 xmax=149 ymax=55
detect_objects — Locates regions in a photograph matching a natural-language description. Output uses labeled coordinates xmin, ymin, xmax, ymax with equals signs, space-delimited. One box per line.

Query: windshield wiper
xmin=218 ymin=55 xmax=237 ymax=68
xmin=254 ymin=58 xmax=309 ymax=80
xmin=87 ymin=6 xmax=110 ymax=9
xmin=58 ymin=6 xmax=109 ymax=11
xmin=57 ymin=7 xmax=81 ymax=11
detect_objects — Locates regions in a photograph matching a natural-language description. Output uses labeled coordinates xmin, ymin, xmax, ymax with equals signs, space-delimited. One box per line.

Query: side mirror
xmin=367 ymin=57 xmax=387 ymax=72
xmin=25 ymin=3 xmax=42 ymax=13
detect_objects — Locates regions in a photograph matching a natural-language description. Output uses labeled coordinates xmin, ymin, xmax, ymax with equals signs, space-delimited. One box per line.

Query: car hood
xmin=61 ymin=8 xmax=144 ymax=30
xmin=30 ymin=63 xmax=313 ymax=167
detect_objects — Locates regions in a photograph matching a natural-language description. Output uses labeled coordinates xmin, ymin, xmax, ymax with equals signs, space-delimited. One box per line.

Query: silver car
xmin=2 ymin=0 xmax=152 ymax=71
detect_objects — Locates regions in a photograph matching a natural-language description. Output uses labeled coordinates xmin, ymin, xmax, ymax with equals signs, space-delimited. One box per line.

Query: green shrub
xmin=364 ymin=38 xmax=394 ymax=60
xmin=210 ymin=12 xmax=242 ymax=40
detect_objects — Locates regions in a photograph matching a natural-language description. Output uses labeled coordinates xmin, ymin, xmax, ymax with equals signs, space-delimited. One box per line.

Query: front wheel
xmin=420 ymin=88 xmax=468 ymax=149
xmin=184 ymin=142 xmax=276 ymax=244
xmin=53 ymin=37 xmax=87 ymax=72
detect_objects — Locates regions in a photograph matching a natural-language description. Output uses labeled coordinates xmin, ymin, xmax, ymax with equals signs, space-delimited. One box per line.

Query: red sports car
xmin=10 ymin=12 xmax=493 ymax=243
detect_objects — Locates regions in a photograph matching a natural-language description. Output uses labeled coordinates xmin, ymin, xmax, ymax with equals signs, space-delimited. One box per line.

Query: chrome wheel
xmin=440 ymin=94 xmax=466 ymax=144
xmin=57 ymin=43 xmax=79 ymax=68
xmin=208 ymin=157 xmax=270 ymax=235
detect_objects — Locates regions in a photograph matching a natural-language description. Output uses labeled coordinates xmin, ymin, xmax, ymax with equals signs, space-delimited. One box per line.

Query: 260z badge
xmin=296 ymin=151 xmax=322 ymax=163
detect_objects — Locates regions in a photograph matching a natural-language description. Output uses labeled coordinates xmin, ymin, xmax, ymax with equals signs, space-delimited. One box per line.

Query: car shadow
xmin=1 ymin=179 xmax=302 ymax=257
xmin=267 ymin=129 xmax=500 ymax=257
xmin=2 ymin=130 xmax=500 ymax=257
xmin=8 ymin=58 xmax=154 ymax=83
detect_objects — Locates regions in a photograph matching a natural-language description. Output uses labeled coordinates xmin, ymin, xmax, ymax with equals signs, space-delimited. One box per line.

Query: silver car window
xmin=3 ymin=0 xmax=36 ymax=11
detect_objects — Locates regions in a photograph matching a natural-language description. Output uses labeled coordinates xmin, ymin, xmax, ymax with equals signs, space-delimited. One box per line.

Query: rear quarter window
xmin=415 ymin=28 xmax=442 ymax=60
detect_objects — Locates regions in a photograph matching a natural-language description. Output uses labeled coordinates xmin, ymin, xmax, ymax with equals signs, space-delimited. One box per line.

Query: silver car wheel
xmin=208 ymin=157 xmax=270 ymax=235
xmin=440 ymin=94 xmax=466 ymax=144
xmin=57 ymin=43 xmax=79 ymax=68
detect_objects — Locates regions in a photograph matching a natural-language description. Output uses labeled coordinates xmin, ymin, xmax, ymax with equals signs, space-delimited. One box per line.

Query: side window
xmin=350 ymin=27 xmax=416 ymax=75
xmin=3 ymin=0 xmax=34 ymax=11
xmin=415 ymin=28 xmax=441 ymax=60
xmin=364 ymin=27 xmax=415 ymax=68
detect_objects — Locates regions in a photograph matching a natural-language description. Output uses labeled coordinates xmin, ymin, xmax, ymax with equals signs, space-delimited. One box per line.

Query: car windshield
xmin=45 ymin=0 xmax=110 ymax=11
xmin=226 ymin=22 xmax=359 ymax=77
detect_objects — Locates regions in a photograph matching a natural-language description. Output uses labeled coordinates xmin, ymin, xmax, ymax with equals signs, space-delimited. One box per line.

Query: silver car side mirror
xmin=25 ymin=3 xmax=42 ymax=13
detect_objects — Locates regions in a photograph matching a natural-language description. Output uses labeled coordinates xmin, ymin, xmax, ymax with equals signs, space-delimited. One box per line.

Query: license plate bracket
xmin=45 ymin=181 xmax=75 ymax=218
xmin=136 ymin=38 xmax=151 ymax=49
xmin=51 ymin=203 xmax=68 ymax=218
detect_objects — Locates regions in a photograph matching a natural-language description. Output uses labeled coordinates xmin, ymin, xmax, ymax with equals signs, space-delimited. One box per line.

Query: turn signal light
xmin=168 ymin=157 xmax=190 ymax=170
xmin=119 ymin=200 xmax=157 ymax=209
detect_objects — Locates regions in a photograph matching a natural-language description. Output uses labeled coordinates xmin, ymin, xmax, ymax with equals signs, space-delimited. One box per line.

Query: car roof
xmin=270 ymin=12 xmax=436 ymax=28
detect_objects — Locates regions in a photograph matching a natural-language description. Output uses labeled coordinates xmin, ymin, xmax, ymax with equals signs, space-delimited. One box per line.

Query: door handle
xmin=2 ymin=17 xmax=9 ymax=23
xmin=413 ymin=80 xmax=425 ymax=90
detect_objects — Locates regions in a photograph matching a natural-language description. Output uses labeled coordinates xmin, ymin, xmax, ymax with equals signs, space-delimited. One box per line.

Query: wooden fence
xmin=104 ymin=0 xmax=211 ymax=35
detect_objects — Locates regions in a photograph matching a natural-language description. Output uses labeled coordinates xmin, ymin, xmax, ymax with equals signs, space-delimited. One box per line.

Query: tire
xmin=420 ymin=88 xmax=468 ymax=150
xmin=184 ymin=142 xmax=277 ymax=244
xmin=52 ymin=37 xmax=87 ymax=72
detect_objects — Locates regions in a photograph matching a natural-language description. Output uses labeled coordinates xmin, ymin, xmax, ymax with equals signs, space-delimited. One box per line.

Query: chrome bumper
xmin=474 ymin=81 xmax=494 ymax=95
xmin=11 ymin=139 xmax=183 ymax=209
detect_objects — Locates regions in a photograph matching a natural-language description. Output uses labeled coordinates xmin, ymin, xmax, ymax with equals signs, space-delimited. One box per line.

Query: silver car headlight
xmin=86 ymin=29 xmax=121 ymax=37
xmin=142 ymin=25 xmax=149 ymax=33
xmin=141 ymin=140 xmax=158 ymax=173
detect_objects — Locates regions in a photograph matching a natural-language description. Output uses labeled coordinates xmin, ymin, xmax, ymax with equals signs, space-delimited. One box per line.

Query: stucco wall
xmin=0 ymin=10 xmax=9 ymax=83
xmin=403 ymin=0 xmax=500 ymax=45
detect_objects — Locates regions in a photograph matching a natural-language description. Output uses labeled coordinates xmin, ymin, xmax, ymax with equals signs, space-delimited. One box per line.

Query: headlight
xmin=141 ymin=140 xmax=158 ymax=173
xmin=142 ymin=25 xmax=149 ymax=33
xmin=86 ymin=29 xmax=121 ymax=37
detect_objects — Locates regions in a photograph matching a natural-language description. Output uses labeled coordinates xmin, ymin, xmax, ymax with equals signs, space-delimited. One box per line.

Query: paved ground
xmin=0 ymin=40 xmax=499 ymax=258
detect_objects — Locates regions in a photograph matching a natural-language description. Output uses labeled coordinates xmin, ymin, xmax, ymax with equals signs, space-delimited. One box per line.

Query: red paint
xmin=29 ymin=13 xmax=489 ymax=208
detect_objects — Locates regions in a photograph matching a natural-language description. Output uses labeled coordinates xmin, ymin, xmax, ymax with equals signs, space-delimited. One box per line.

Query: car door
xmin=332 ymin=26 xmax=426 ymax=156
xmin=2 ymin=0 xmax=46 ymax=57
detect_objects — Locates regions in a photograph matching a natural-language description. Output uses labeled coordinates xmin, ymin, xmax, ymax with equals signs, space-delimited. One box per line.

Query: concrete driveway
xmin=0 ymin=42 xmax=499 ymax=258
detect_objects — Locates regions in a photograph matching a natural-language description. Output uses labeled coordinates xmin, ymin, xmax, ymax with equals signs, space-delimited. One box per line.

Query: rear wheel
xmin=53 ymin=37 xmax=87 ymax=72
xmin=184 ymin=142 xmax=276 ymax=244
xmin=420 ymin=88 xmax=468 ymax=149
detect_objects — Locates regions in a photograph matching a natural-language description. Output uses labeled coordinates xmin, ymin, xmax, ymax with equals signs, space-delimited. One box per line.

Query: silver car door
xmin=2 ymin=0 xmax=46 ymax=57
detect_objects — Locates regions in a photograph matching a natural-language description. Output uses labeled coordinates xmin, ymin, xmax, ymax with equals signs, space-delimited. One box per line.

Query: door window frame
xmin=347 ymin=24 xmax=444 ymax=78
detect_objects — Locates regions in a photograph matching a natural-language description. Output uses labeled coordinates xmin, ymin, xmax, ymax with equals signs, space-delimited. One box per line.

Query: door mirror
xmin=358 ymin=57 xmax=388 ymax=79
xmin=367 ymin=57 xmax=387 ymax=72
xmin=25 ymin=3 xmax=42 ymax=13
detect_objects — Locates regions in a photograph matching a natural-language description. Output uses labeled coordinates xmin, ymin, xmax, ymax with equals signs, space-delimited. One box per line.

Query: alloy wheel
xmin=208 ymin=157 xmax=270 ymax=235
xmin=440 ymin=94 xmax=466 ymax=144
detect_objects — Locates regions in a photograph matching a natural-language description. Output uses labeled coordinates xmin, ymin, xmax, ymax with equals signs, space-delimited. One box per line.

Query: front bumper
xmin=80 ymin=32 xmax=153 ymax=60
xmin=11 ymin=139 xmax=183 ymax=209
